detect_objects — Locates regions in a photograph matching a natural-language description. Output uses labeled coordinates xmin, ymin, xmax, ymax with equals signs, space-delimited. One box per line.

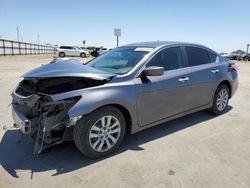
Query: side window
xmin=62 ymin=46 xmax=71 ymax=49
xmin=208 ymin=51 xmax=218 ymax=63
xmin=185 ymin=47 xmax=211 ymax=66
xmin=147 ymin=47 xmax=184 ymax=71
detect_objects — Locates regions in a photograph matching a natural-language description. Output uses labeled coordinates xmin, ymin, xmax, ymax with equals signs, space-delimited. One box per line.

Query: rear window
xmin=185 ymin=47 xmax=211 ymax=66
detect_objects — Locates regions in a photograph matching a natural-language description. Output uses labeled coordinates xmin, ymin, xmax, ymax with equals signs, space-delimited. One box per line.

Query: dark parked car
xmin=242 ymin=53 xmax=250 ymax=61
xmin=229 ymin=52 xmax=243 ymax=60
xmin=228 ymin=52 xmax=244 ymax=61
xmin=12 ymin=41 xmax=238 ymax=158
xmin=91 ymin=47 xmax=110 ymax=57
xmin=90 ymin=47 xmax=99 ymax=57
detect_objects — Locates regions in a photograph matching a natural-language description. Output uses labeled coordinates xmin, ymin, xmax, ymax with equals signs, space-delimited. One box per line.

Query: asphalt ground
xmin=0 ymin=54 xmax=249 ymax=188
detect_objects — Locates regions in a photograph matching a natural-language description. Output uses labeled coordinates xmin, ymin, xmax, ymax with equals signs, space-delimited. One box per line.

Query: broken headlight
xmin=41 ymin=96 xmax=81 ymax=131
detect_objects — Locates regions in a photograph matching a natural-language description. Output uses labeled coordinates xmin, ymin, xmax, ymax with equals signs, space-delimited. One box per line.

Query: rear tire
xmin=73 ymin=106 xmax=126 ymax=158
xmin=59 ymin=52 xmax=65 ymax=57
xmin=208 ymin=84 xmax=230 ymax=115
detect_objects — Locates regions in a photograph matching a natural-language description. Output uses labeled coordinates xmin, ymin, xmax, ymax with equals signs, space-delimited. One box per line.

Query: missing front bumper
xmin=11 ymin=93 xmax=81 ymax=154
xmin=12 ymin=104 xmax=32 ymax=134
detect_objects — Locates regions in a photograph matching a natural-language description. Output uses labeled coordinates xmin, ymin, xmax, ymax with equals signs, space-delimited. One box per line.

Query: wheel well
xmin=112 ymin=104 xmax=132 ymax=133
xmin=219 ymin=80 xmax=232 ymax=98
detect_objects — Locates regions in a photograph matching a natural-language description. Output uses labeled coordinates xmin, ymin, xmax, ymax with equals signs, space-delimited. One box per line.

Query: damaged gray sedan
xmin=11 ymin=41 xmax=238 ymax=158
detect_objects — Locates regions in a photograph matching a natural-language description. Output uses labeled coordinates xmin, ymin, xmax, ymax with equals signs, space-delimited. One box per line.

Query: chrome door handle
xmin=178 ymin=77 xmax=189 ymax=83
xmin=211 ymin=68 xmax=219 ymax=74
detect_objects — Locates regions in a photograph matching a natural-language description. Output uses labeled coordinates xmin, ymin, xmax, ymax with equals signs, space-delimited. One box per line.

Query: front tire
xmin=80 ymin=53 xmax=86 ymax=58
xmin=208 ymin=84 xmax=230 ymax=115
xmin=73 ymin=106 xmax=126 ymax=158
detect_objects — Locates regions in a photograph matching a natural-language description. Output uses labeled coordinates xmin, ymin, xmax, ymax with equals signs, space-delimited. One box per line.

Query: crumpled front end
xmin=12 ymin=92 xmax=80 ymax=154
xmin=11 ymin=76 xmax=107 ymax=154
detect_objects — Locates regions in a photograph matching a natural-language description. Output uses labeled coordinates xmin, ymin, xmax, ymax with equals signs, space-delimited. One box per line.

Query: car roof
xmin=122 ymin=41 xmax=203 ymax=48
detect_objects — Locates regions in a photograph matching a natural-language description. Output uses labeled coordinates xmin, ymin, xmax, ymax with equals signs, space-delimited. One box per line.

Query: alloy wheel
xmin=216 ymin=89 xmax=229 ymax=111
xmin=88 ymin=115 xmax=121 ymax=152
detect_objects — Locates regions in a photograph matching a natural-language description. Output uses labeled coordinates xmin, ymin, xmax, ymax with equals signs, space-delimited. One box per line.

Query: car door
xmin=67 ymin=46 xmax=77 ymax=56
xmin=183 ymin=46 xmax=220 ymax=109
xmin=135 ymin=46 xmax=192 ymax=127
xmin=62 ymin=46 xmax=72 ymax=56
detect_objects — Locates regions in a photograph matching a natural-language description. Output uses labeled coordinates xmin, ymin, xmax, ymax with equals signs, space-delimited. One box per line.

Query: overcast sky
xmin=0 ymin=0 xmax=249 ymax=52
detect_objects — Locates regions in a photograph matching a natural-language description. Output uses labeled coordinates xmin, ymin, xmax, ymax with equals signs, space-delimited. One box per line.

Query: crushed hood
xmin=22 ymin=58 xmax=115 ymax=80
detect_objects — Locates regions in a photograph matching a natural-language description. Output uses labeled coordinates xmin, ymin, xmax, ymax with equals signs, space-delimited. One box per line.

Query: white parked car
xmin=55 ymin=46 xmax=90 ymax=58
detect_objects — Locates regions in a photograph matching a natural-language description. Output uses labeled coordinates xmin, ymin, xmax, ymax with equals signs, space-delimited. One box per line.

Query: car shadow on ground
xmin=0 ymin=106 xmax=232 ymax=178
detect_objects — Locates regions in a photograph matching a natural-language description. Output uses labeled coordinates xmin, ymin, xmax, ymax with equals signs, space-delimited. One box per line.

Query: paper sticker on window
xmin=135 ymin=47 xmax=153 ymax=52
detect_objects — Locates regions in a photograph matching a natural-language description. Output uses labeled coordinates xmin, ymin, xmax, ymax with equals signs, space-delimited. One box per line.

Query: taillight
xmin=228 ymin=62 xmax=238 ymax=72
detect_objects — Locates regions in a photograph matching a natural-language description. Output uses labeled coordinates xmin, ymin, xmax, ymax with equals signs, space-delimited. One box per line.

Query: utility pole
xmin=17 ymin=26 xmax=20 ymax=42
xmin=37 ymin=33 xmax=40 ymax=54
xmin=37 ymin=33 xmax=40 ymax=45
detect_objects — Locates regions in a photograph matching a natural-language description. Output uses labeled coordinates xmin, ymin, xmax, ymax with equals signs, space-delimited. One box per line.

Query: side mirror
xmin=142 ymin=66 xmax=164 ymax=77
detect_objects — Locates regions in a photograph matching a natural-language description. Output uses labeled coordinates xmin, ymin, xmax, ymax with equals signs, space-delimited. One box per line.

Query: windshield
xmin=75 ymin=46 xmax=81 ymax=50
xmin=87 ymin=47 xmax=152 ymax=74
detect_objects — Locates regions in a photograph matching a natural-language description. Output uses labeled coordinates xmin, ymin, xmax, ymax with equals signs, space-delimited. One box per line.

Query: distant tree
xmin=232 ymin=49 xmax=245 ymax=54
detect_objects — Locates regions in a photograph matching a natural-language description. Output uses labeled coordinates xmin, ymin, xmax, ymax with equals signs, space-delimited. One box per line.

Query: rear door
xmin=67 ymin=46 xmax=78 ymax=56
xmin=61 ymin=46 xmax=73 ymax=56
xmin=183 ymin=46 xmax=220 ymax=109
xmin=136 ymin=46 xmax=192 ymax=126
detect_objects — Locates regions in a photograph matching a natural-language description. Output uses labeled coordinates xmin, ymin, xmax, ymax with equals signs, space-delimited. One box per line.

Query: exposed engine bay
xmin=16 ymin=77 xmax=108 ymax=96
xmin=12 ymin=76 xmax=108 ymax=154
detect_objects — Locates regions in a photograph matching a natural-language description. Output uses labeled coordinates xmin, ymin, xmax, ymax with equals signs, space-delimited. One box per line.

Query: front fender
xmin=50 ymin=82 xmax=137 ymax=125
